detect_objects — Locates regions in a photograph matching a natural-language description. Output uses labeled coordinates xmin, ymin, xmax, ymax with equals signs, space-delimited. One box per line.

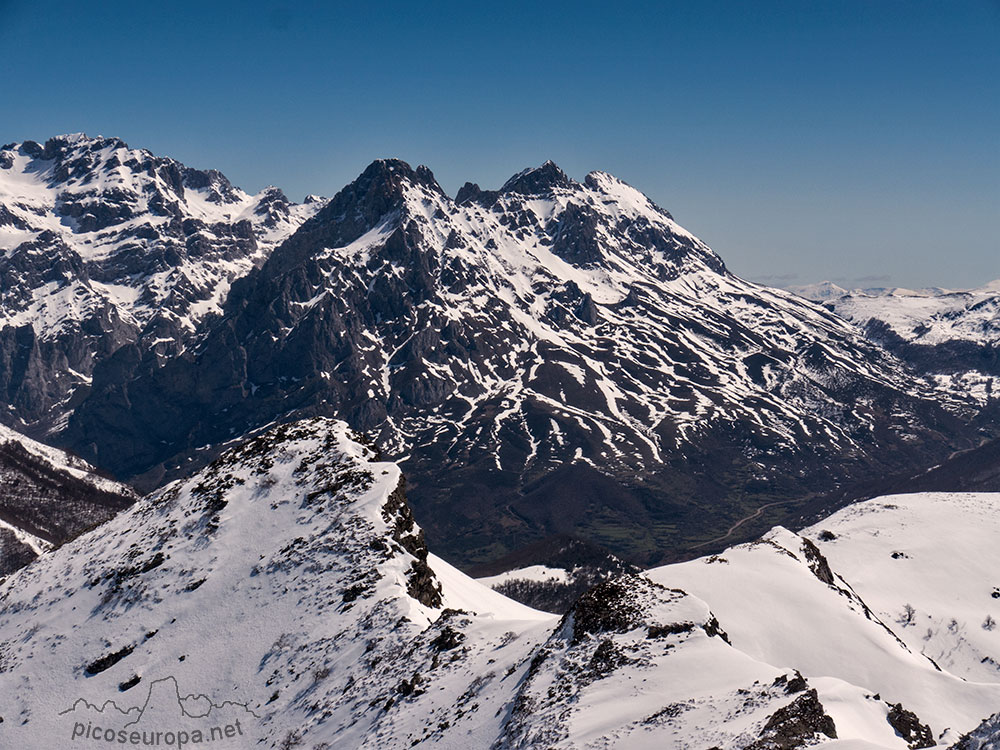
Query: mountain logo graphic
xmin=59 ymin=676 xmax=259 ymax=747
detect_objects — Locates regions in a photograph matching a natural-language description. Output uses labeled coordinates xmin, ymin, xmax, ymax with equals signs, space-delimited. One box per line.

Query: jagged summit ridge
xmin=6 ymin=133 xmax=246 ymax=214
xmin=498 ymin=159 xmax=575 ymax=196
xmin=0 ymin=133 xmax=326 ymax=431
xmin=57 ymin=150 xmax=982 ymax=567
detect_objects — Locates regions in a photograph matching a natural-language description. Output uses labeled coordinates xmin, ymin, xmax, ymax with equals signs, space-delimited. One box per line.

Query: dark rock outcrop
xmin=746 ymin=689 xmax=838 ymax=749
xmin=886 ymin=702 xmax=935 ymax=749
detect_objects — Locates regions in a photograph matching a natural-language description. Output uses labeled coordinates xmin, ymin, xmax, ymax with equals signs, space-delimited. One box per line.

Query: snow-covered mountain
xmin=63 ymin=157 xmax=983 ymax=566
xmin=3 ymin=417 xmax=999 ymax=748
xmin=822 ymin=281 xmax=1000 ymax=352
xmin=0 ymin=134 xmax=325 ymax=432
xmin=649 ymin=494 xmax=1000 ymax=747
xmin=791 ymin=281 xmax=1000 ymax=406
xmin=0 ymin=417 xmax=556 ymax=749
xmin=785 ymin=280 xmax=850 ymax=301
xmin=0 ymin=421 xmax=133 ymax=576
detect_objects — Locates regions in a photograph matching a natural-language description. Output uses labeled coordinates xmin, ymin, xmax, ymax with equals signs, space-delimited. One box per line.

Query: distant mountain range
xmin=0 ymin=134 xmax=323 ymax=430
xmin=787 ymin=280 xmax=1000 ymax=502
xmin=795 ymin=281 xmax=1000 ymax=388
xmin=1 ymin=135 xmax=997 ymax=569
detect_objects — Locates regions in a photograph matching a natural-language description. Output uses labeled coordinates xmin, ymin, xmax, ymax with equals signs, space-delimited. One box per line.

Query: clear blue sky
xmin=1 ymin=0 xmax=997 ymax=289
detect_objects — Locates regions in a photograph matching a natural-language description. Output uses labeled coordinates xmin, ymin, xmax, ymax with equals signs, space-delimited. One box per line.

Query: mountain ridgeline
xmin=0 ymin=134 xmax=323 ymax=430
xmin=0 ymin=422 xmax=134 ymax=576
xmin=3 ymin=417 xmax=1000 ymax=748
xmin=0 ymin=136 xmax=992 ymax=567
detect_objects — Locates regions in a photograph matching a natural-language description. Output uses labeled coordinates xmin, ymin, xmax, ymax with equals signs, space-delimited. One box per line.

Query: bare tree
xmin=898 ymin=604 xmax=916 ymax=626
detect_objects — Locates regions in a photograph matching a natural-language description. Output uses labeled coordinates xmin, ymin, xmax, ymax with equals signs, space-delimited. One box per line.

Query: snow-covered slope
xmin=3 ymin=418 xmax=998 ymax=748
xmin=65 ymin=158 xmax=981 ymax=566
xmin=648 ymin=492 xmax=1000 ymax=747
xmin=805 ymin=493 xmax=1000 ymax=685
xmin=0 ymin=134 xmax=325 ymax=431
xmin=0 ymin=421 xmax=133 ymax=576
xmin=824 ymin=284 xmax=1000 ymax=348
xmin=0 ymin=418 xmax=556 ymax=749
xmin=789 ymin=282 xmax=1000 ymax=406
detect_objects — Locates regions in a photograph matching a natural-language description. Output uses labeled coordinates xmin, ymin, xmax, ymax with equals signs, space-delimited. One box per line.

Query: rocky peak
xmin=178 ymin=166 xmax=241 ymax=204
xmin=0 ymin=134 xmax=323 ymax=433
xmin=498 ymin=159 xmax=574 ymax=196
xmin=454 ymin=181 xmax=483 ymax=205
xmin=249 ymin=158 xmax=446 ymax=282
xmin=252 ymin=186 xmax=292 ymax=226
xmin=306 ymin=159 xmax=439 ymax=233
xmin=584 ymin=169 xmax=675 ymax=221
xmin=360 ymin=157 xmax=443 ymax=194
xmin=7 ymin=134 xmax=244 ymax=208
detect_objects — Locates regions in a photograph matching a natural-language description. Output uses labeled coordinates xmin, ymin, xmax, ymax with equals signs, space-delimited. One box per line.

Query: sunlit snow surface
xmin=651 ymin=495 xmax=1000 ymax=747
xmin=0 ymin=137 xmax=320 ymax=334
xmin=825 ymin=284 xmax=1000 ymax=347
xmin=1 ymin=418 xmax=998 ymax=748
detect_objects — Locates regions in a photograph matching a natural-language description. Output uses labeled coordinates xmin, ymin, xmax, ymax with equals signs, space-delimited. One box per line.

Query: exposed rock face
xmin=0 ymin=527 xmax=37 ymax=576
xmin=886 ymin=702 xmax=935 ymax=749
xmin=566 ymin=574 xmax=669 ymax=643
xmin=745 ymin=689 xmax=837 ymax=749
xmin=473 ymin=534 xmax=641 ymax=613
xmin=953 ymin=712 xmax=1000 ymax=749
xmin=61 ymin=156 xmax=982 ymax=567
xmin=2 ymin=140 xmax=993 ymax=569
xmin=381 ymin=476 xmax=443 ymax=607
xmin=0 ymin=134 xmax=325 ymax=434
xmin=0 ymin=422 xmax=134 ymax=576
xmin=800 ymin=536 xmax=836 ymax=587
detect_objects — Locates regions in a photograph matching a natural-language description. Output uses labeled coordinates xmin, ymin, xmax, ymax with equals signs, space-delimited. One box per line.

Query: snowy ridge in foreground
xmin=3 ymin=420 xmax=1000 ymax=747
xmin=650 ymin=504 xmax=1000 ymax=747
xmin=0 ymin=418 xmax=556 ymax=749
